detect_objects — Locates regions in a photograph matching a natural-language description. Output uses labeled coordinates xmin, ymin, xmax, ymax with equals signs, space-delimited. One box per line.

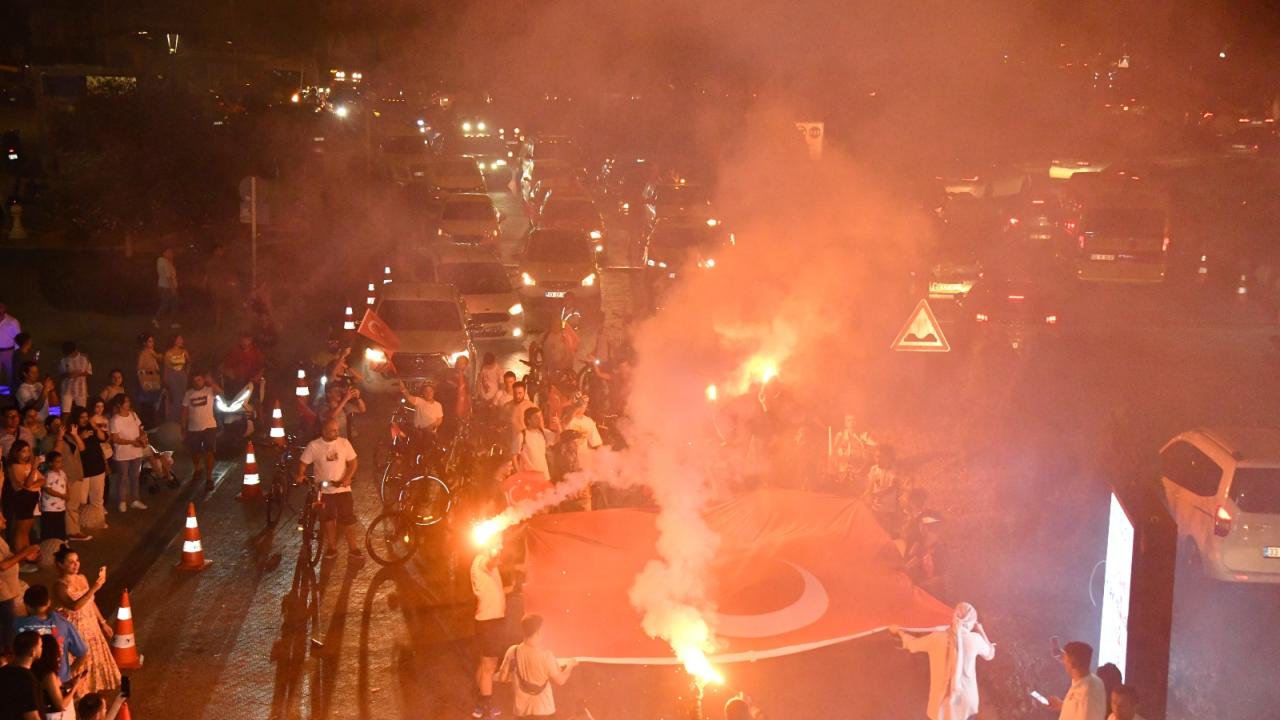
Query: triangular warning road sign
xmin=891 ymin=298 xmax=950 ymax=352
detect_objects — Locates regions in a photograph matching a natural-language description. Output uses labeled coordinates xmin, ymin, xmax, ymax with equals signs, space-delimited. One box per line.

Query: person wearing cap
xmin=889 ymin=602 xmax=995 ymax=720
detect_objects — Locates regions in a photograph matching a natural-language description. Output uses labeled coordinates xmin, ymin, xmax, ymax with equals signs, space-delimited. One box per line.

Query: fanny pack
xmin=514 ymin=647 xmax=549 ymax=696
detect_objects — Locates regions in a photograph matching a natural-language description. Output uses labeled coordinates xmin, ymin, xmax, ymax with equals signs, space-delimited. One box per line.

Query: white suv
xmin=1159 ymin=428 xmax=1280 ymax=583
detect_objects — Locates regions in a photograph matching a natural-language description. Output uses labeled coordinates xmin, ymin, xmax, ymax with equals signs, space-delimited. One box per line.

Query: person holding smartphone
xmin=1047 ymin=641 xmax=1106 ymax=720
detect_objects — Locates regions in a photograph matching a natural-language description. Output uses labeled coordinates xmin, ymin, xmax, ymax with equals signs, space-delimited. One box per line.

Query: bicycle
xmin=365 ymin=473 xmax=453 ymax=566
xmin=264 ymin=434 xmax=310 ymax=528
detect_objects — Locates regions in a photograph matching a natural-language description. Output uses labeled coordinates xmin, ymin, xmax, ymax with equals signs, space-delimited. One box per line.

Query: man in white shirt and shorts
xmin=498 ymin=614 xmax=577 ymax=719
xmin=298 ymin=419 xmax=361 ymax=559
xmin=180 ymin=372 xmax=221 ymax=490
xmin=471 ymin=544 xmax=510 ymax=719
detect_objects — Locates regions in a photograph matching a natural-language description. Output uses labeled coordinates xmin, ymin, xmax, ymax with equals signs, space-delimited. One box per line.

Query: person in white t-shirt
xmin=107 ymin=396 xmax=148 ymax=513
xmin=40 ymin=451 xmax=70 ymax=543
xmin=1050 ymin=641 xmax=1106 ymax=720
xmin=471 ymin=545 xmax=511 ymax=719
xmin=498 ymin=614 xmax=577 ymax=718
xmin=563 ymin=398 xmax=603 ymax=456
xmin=297 ymin=419 xmax=361 ymax=559
xmin=181 ymin=373 xmax=222 ymax=490
xmin=515 ymin=407 xmax=556 ymax=478
xmin=57 ymin=341 xmax=93 ymax=414
xmin=398 ymin=380 xmax=444 ymax=433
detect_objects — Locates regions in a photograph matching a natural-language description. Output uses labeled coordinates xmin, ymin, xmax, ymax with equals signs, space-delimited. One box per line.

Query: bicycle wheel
xmin=379 ymin=457 xmax=409 ymax=506
xmin=264 ymin=474 xmax=286 ymax=528
xmin=401 ymin=474 xmax=453 ymax=527
xmin=301 ymin=499 xmax=325 ymax=567
xmin=365 ymin=511 xmax=418 ymax=566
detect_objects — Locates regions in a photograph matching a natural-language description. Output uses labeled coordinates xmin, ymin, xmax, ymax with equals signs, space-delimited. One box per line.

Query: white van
xmin=1159 ymin=427 xmax=1280 ymax=583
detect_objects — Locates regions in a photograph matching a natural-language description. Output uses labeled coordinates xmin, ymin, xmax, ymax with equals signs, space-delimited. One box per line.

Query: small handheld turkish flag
xmin=357 ymin=309 xmax=401 ymax=353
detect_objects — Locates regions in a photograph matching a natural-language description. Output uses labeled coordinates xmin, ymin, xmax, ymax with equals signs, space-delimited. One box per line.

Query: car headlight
xmin=595 ymin=244 xmax=604 ymax=253
xmin=365 ymin=347 xmax=388 ymax=364
xmin=512 ymin=327 xmax=523 ymax=338
xmin=493 ymin=159 xmax=507 ymax=167
xmin=589 ymin=230 xmax=602 ymax=240
xmin=699 ymin=257 xmax=717 ymax=269
xmin=521 ymin=272 xmax=536 ymax=286
xmin=621 ymin=201 xmax=630 ymax=211
xmin=581 ymin=273 xmax=597 ymax=287
xmin=477 ymin=121 xmax=487 ymax=131
xmin=448 ymin=350 xmax=469 ymax=366
xmin=334 ymin=105 xmax=349 ymax=118
xmin=646 ymin=259 xmax=655 ymax=267
xmin=706 ymin=218 xmax=719 ymax=227
xmin=462 ymin=121 xmax=473 ymax=132
xmin=508 ymin=302 xmax=524 ymax=316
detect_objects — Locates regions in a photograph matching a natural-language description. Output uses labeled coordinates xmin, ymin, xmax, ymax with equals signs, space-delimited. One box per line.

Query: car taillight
xmin=975 ymin=313 xmax=989 ymax=323
xmin=1214 ymin=505 xmax=1233 ymax=537
xmin=1045 ymin=315 xmax=1058 ymax=325
xmin=1162 ymin=236 xmax=1170 ymax=252
xmin=1078 ymin=234 xmax=1086 ymax=249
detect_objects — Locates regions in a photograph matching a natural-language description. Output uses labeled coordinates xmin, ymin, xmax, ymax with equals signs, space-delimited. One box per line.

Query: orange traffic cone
xmin=236 ymin=442 xmax=262 ymax=501
xmin=269 ymin=401 xmax=285 ymax=446
xmin=366 ymin=281 xmax=377 ymax=306
xmin=175 ymin=502 xmax=213 ymax=571
xmin=117 ymin=699 xmax=133 ymax=720
xmin=295 ymin=367 xmax=310 ymax=397
xmin=110 ymin=590 xmax=144 ymax=669
xmin=343 ymin=302 xmax=356 ymax=330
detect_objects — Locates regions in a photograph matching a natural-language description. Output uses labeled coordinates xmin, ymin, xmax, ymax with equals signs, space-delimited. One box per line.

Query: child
xmin=59 ymin=340 xmax=93 ymax=414
xmin=41 ymin=451 xmax=69 ymax=545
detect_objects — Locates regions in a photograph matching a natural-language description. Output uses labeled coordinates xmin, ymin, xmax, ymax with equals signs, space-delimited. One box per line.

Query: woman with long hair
xmin=52 ymin=546 xmax=121 ymax=695
xmin=33 ymin=632 xmax=84 ymax=718
xmin=4 ymin=439 xmax=44 ymax=569
xmin=162 ymin=334 xmax=190 ymax=423
xmin=135 ymin=333 xmax=163 ymax=429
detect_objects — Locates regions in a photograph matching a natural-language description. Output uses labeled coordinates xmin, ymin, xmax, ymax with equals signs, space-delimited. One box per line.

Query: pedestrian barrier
xmin=236 ymin=441 xmax=262 ymax=501
xmin=110 ymin=590 xmax=144 ymax=669
xmin=175 ymin=502 xmax=213 ymax=571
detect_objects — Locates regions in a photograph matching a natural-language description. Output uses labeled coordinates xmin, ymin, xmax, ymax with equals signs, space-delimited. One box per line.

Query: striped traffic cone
xmin=295 ymin=367 xmax=310 ymax=397
xmin=110 ymin=590 xmax=144 ymax=669
xmin=343 ymin=303 xmax=356 ymax=331
xmin=366 ymin=281 xmax=377 ymax=306
xmin=175 ymin=502 xmax=213 ymax=571
xmin=236 ymin=442 xmax=262 ymax=501
xmin=269 ymin=401 xmax=285 ymax=447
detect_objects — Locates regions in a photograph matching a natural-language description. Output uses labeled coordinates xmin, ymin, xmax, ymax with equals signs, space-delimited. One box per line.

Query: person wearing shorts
xmin=181 ymin=373 xmax=221 ymax=490
xmin=298 ymin=419 xmax=361 ymax=559
xmin=472 ymin=544 xmax=510 ymax=719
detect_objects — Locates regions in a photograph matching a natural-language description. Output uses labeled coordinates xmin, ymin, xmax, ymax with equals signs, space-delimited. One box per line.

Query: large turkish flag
xmin=521 ymin=489 xmax=950 ymax=663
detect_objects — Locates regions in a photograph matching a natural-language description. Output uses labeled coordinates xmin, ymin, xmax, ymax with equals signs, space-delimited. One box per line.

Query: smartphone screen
xmin=1050 ymin=635 xmax=1063 ymax=659
xmin=1029 ymin=691 xmax=1049 ymax=706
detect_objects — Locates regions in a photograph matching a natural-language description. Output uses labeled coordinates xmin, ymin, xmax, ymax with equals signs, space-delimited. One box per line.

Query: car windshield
xmin=525 ymin=232 xmax=591 ymax=263
xmin=534 ymin=141 xmax=578 ymax=161
xmin=543 ymin=200 xmax=598 ymax=224
xmin=442 ymin=200 xmax=494 ymax=221
xmin=1230 ymin=468 xmax=1280 ymax=513
xmin=531 ymin=162 xmax=572 ymax=181
xmin=382 ymin=136 xmax=430 ymax=154
xmin=652 ymin=227 xmax=716 ymax=252
xmin=377 ymin=300 xmax=462 ymax=332
xmin=657 ymin=185 xmax=711 ymax=203
xmin=454 ymin=136 xmax=507 ymax=155
xmin=1089 ymin=208 xmax=1164 ymax=237
xmin=436 ymin=263 xmax=512 ymax=295
xmin=436 ymin=160 xmax=480 ymax=176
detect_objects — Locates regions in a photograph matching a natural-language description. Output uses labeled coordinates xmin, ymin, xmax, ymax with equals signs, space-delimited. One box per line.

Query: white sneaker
xmin=130 ymin=500 xmax=149 ymax=510
xmin=119 ymin=502 xmax=128 ymax=513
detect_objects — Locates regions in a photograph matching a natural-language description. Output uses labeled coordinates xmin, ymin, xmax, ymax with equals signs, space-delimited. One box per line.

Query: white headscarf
xmin=942 ymin=602 xmax=978 ymax=704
